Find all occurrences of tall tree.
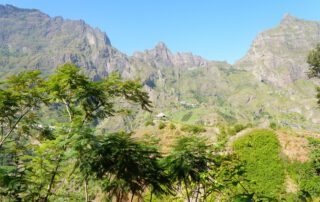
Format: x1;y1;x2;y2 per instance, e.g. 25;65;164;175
0;71;46;201
162;135;215;202
307;44;320;105
86;132;171;201
0;63;153;201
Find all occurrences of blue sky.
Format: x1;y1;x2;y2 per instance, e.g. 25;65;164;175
1;1;320;63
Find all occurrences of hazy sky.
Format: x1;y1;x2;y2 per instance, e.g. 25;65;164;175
1;0;320;63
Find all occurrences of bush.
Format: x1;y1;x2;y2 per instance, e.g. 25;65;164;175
270;122;277;130
158;122;166;129
233;124;246;133
233;129;285;198
309;137;320;174
227;128;237;136
181;124;206;134
169;123;176;130
215;124;229;147
287;161;320;197
145;119;154;126
181;112;193;122
246;123;253;128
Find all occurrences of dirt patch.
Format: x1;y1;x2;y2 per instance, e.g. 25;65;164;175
133;126;177;154
133;123;218;154
277;131;309;163
285;175;298;193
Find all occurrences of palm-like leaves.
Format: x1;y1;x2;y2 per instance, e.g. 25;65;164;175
87;132;171;200
162;135;214;202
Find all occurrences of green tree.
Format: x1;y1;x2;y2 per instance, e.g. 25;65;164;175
0;70;45;147
0;70;46;201
84;132;171;202
162;135;214;202
307;44;320;105
307;44;320;78
0;63;153;201
37;63;151;201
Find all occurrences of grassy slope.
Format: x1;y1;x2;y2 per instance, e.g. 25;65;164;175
149;64;320;132
233;129;285;198
286;135;320;199
132;120;320;200
232;128;320;200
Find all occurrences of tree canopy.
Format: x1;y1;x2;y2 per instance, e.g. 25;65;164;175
0;63;250;202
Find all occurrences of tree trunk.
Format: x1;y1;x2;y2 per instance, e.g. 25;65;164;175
84;179;89;202
149;191;153;202
195;184;200;202
183;178;191;202
116;191;120;202
203;185;206;201
43;156;62;202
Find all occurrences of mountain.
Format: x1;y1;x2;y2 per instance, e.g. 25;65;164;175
1;5;320;131
133;42;209;68
236;14;320;87
0;4;131;79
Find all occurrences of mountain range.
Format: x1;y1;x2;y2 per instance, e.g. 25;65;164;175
1;4;320;131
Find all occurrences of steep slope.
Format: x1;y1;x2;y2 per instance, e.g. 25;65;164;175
133;42;209;68
232;129;320;199
129;42;231;107
230;14;320;130
236;14;320;87
0;4;130;79
1;5;320;131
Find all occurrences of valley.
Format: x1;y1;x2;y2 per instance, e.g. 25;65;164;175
1;4;320;201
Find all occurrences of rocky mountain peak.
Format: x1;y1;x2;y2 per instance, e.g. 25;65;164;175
0;4;25;11
0;4;45;18
0;4;111;47
133;42;209;68
150;41;173;62
0;4;128;79
236;15;320;87
280;13;299;26
0;4;19;12
155;41;169;51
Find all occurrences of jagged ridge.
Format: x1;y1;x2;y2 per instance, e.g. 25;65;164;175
1;5;320;131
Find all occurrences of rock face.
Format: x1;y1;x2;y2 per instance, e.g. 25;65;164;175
0;4;130;79
1;5;320;130
236;14;320;87
0;5;210;80
133;42;208;68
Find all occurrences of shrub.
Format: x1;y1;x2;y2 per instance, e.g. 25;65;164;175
158;122;166;129
227;128;237;136
309;137;320;175
169;123;176;130
145;119;154;126
270;122;277;130
181;112;193;122
233;124;246;133
246;123;253;128
287;161;320;197
181;124;206;134
233;129;285;198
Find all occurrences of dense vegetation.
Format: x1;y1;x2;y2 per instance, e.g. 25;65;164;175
284;137;320;201
0;63;255;202
1;43;320;201
3;5;320;132
0;63;156;201
0;66;319;201
233;129;285;199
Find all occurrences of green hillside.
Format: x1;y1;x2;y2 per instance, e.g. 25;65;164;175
2;4;320;202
